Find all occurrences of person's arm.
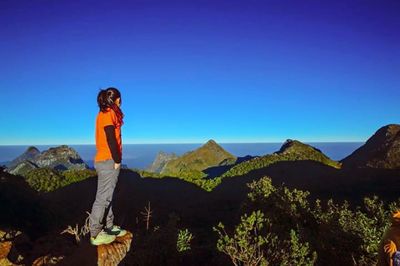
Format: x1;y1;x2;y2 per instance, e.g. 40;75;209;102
104;125;121;164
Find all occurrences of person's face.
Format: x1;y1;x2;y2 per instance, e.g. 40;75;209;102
115;97;121;107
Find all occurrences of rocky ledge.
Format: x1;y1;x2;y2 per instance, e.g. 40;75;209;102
0;229;133;266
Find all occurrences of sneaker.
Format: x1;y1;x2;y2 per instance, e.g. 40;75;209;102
104;225;127;237
90;230;116;246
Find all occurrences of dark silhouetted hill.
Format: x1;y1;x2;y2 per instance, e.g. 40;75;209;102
341;124;400;169
0;168;55;238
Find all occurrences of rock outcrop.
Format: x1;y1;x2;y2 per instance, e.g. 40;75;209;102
147;151;179;173
34;145;88;170
341;124;400;169
97;231;133;266
0;227;133;266
6;145;89;176
32;255;64;266
0;229;24;266
0;240;14;266
55;231;133;265
6;160;38;177
6;146;40;169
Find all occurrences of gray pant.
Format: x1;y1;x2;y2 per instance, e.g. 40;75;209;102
89;159;120;238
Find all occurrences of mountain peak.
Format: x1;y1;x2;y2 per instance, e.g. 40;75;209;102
146;151;178;173
274;139;340;168
160;139;236;177
374;124;400;140
5;146;41;170
205;139;217;145
201;139;224;149
6;145;88;175
197;140;233;157
26;146;40;154
341;124;400;169
277;139;322;155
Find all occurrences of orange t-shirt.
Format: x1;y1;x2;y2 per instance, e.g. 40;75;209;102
94;107;122;162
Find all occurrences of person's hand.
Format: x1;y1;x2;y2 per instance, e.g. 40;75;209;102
114;163;121;170
384;240;397;259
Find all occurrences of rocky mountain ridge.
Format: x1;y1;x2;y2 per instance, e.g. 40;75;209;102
6;145;89;176
341;124;400;169
146;151;179;173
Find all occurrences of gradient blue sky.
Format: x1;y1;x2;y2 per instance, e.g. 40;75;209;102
0;0;399;145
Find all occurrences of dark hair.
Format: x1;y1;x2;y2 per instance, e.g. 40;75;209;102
97;87;124;127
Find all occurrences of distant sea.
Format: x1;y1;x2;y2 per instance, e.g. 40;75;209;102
0;142;364;170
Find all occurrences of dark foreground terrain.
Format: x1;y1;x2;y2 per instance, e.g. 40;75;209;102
2;160;400;265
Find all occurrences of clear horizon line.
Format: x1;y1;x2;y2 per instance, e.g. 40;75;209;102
0;140;366;146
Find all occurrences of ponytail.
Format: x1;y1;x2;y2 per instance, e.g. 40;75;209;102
97;87;124;127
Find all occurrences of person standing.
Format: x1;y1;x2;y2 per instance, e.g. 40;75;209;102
89;87;127;245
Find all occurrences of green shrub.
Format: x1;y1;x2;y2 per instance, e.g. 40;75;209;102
177;229;194;252
247;176;276;201
243;176;399;265
25;168;64;192
134;169;164;178
24;168;95;193
137;169;222;192
213;210;316;266
61;169;96;186
281;230;317;266
221;152;339;179
311;196;397;265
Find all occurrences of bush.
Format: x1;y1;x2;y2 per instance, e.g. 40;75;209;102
177;229;194;252
24;168;95;193
213;210;316;266
25;168;64;192
221;152;339;179
311;196;398;265
138;169;222;192
242;176;399;265
61;169;96;186
281;229;317;266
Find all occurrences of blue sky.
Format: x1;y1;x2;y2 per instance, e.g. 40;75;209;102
0;0;399;145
